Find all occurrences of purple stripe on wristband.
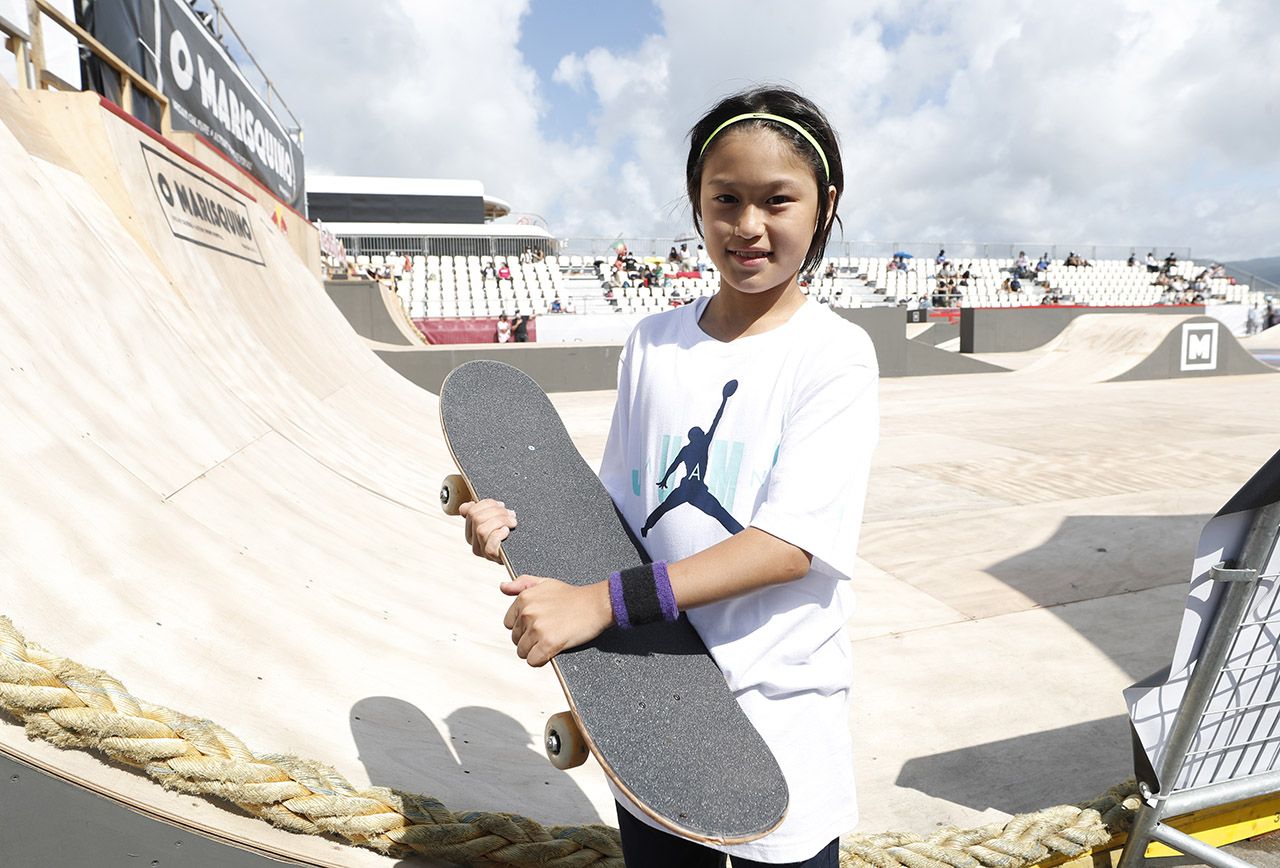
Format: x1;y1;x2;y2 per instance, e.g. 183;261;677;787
609;570;631;629
651;561;678;622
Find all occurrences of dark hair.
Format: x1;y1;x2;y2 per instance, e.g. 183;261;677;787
686;86;843;276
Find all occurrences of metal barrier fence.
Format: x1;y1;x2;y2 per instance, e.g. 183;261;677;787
1120;498;1280;867
555;237;1197;264
338;234;558;260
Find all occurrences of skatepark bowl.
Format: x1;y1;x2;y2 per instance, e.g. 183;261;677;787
4;80;1280;868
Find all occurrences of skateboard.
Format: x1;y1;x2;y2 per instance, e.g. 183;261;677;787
438;360;788;845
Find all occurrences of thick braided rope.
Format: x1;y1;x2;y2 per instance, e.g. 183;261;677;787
0;615;621;866
838;779;1142;868
0;615;1138;867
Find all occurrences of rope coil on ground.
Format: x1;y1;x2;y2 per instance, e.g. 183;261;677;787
0;615;1139;867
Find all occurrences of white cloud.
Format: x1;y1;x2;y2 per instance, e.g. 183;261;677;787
222;0;1280;259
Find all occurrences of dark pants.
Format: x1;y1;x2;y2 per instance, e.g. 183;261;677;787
615;803;840;867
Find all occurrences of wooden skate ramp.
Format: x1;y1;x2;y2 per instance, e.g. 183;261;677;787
0;81;609;865
1015;313;1275;383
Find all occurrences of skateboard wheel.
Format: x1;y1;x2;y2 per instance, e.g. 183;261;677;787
440;474;472;516
544;711;589;770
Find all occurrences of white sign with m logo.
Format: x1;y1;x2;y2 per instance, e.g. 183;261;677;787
1180;322;1219;371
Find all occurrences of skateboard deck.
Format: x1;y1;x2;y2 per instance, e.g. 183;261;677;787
439;360;788;845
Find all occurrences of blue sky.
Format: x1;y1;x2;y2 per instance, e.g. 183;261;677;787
176;1;1280;260
518;0;661;143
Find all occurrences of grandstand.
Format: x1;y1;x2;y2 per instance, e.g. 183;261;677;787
391;249;1263;328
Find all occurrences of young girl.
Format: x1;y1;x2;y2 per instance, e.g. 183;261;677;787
460;86;878;867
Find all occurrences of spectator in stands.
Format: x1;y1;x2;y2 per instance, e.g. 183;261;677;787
935;248;946;264
482;262;497;286
1127;253;1137;268
959;264;973;286
823;261;836;280
1163;252;1178;274
496;314;511;344
1146;251;1159;273
497;262;512;284
1064;252;1092;267
513;312;533;343
1036;253;1050;274
551;297;563;313
1015;251;1030;276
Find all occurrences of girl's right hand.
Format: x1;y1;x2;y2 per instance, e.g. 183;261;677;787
458;499;517;563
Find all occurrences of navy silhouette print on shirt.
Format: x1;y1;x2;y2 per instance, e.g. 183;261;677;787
641;379;745;538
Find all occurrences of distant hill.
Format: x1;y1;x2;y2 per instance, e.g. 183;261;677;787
1223;256;1280;289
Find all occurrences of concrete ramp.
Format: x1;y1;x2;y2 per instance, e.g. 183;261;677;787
907;321;960;348
1016;313;1275;383
1242;322;1280;357
325;278;429;347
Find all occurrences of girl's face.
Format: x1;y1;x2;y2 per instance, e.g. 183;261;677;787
699;127;834;295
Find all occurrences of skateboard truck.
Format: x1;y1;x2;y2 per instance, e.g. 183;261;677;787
544;711;589;769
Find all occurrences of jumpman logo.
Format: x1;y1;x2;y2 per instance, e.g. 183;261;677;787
640;380;744;538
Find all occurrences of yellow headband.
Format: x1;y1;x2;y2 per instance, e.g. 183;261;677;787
698;112;830;181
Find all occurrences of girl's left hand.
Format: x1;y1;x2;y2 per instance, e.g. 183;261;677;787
501;576;613;667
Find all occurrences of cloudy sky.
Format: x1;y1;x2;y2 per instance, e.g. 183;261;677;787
211;1;1277;259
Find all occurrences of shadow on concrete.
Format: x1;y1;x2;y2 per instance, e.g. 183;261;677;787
351;697;601;866
985;513;1212;680
896;715;1133;814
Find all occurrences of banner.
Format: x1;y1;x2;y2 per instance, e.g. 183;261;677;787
82;0;305;212
141;142;265;265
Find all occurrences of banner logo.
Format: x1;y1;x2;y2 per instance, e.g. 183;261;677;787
142;143;265;265
83;0;305;211
1180;322;1219;371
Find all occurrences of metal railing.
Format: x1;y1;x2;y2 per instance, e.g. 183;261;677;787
191;0;303;148
556;236;1198;264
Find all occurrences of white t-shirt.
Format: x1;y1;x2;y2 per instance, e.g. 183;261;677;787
599;296;879;862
